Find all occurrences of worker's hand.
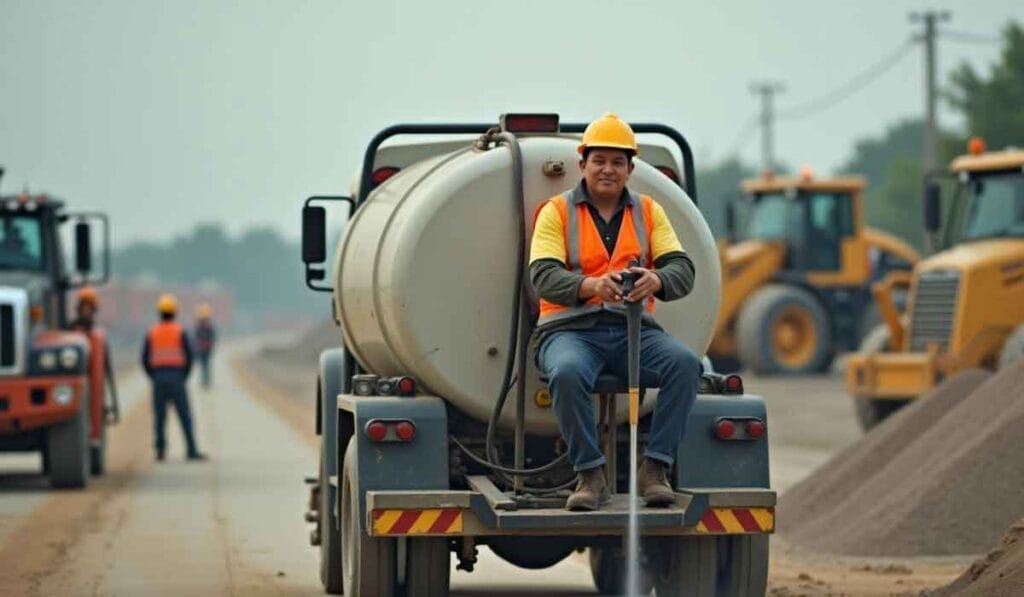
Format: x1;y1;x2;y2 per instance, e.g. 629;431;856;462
581;272;624;303
625;267;662;302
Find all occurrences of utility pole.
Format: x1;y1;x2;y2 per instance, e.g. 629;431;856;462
910;10;951;174
749;81;785;172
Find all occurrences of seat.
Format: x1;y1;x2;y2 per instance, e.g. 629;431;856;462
539;372;659;492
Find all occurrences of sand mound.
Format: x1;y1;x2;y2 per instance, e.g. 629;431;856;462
779;364;1024;556
936;519;1024;596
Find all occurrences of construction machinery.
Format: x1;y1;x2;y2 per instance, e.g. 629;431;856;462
847;140;1024;429
0;174;114;487
709;170;920;374
299;114;774;596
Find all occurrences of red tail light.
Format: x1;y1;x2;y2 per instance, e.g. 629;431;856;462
397;377;416;396
656;166;679;183
715;419;736;440
371;166;401;186
747;420;766;439
365;420;388;442
724;375;744;394
395;421;416;442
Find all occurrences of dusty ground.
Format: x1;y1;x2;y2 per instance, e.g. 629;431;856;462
0;339;969;595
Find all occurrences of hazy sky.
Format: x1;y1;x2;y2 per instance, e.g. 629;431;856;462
2;0;1022;246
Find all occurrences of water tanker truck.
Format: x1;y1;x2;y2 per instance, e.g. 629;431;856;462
299;115;775;596
0;173;115;488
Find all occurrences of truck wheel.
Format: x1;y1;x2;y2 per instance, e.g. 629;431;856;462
320;447;343;594
999;325;1024;370
341;438;395;597
736;285;833;375
403;538;450;597
47;391;90;489
652;535;768;597
90;422;106;476
588;545;653;595
851;324;908;431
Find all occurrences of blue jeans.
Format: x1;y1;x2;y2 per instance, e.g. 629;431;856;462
152;376;200;457
538;326;702;472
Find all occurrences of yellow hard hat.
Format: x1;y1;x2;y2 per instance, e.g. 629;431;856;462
577;113;638;155
77;286;99;307
156;293;178;315
196;303;212;319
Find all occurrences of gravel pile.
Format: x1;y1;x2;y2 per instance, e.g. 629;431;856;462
936;519;1024;596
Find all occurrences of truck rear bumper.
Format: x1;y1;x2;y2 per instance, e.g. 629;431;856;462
0;376;85;435
846;352;937;399
365;483;775;538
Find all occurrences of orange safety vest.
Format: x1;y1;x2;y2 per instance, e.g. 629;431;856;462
536;186;656;327
147;322;186;368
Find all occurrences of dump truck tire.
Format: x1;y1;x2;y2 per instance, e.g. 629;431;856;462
341;438;395;597
737;284;832;374
90;423;106;476
588;545;653;595
652;535;768;596
48;392;90;489
403;538;450;597
320;447;343;594
851;324;908;431
999;325;1024;370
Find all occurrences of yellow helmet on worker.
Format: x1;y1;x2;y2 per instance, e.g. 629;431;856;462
156;293;178;315
577;113;638;156
77;286;99;307
196;303;212;319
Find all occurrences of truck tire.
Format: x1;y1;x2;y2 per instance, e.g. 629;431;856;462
652;535;768;597
341;438;395;597
47;391;90;489
90;422;106;476
998;325;1024;370
736;285;833;375
402;538;450;597
320;447;343;594
588;545;653;595
851;324;908;431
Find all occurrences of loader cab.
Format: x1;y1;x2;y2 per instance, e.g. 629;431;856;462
740;175;862;276
942;169;1024;247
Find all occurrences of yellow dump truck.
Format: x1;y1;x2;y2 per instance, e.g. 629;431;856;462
709;171;920;374
847;141;1024;428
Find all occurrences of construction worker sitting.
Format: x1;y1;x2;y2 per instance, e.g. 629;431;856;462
530;113;700;511
141;293;206;461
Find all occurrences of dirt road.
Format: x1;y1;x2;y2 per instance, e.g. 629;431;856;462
0;342;967;595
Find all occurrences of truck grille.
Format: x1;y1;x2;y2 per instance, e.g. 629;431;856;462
908;270;960;351
0;304;13;367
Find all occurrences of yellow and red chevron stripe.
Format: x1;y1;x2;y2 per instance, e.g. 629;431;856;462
695;507;774;534
372;508;463;536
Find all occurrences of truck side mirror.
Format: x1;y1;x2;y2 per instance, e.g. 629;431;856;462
302;205;327;264
74;221;92;274
923;182;941;233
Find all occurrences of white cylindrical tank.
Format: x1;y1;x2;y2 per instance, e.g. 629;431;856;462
333;136;721;435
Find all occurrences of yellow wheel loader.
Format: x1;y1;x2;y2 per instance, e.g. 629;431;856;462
847;141;1024;429
709;171;920;375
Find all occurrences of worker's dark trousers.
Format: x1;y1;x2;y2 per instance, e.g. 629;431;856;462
197;353;212;388
151;376;200;457
539;326;702;472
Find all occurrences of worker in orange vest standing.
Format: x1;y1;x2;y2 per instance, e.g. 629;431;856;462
194;303;217;389
141;294;206;461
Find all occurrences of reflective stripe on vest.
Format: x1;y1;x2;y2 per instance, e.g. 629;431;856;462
537;187;656;327
148;322;186;368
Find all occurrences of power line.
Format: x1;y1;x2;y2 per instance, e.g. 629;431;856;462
776;40;915;121
721;113;759;161
942;29;1000;45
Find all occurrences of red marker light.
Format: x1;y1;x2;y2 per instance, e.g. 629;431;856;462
365;420;388;442
747;420;766;439
725;375;743;394
395;421;416;442
715;419;736;440
371;167;401;186
397;377;415;396
500;113;560;133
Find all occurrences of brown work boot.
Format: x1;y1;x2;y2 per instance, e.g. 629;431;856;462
565;467;611;511
639;459;676;507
